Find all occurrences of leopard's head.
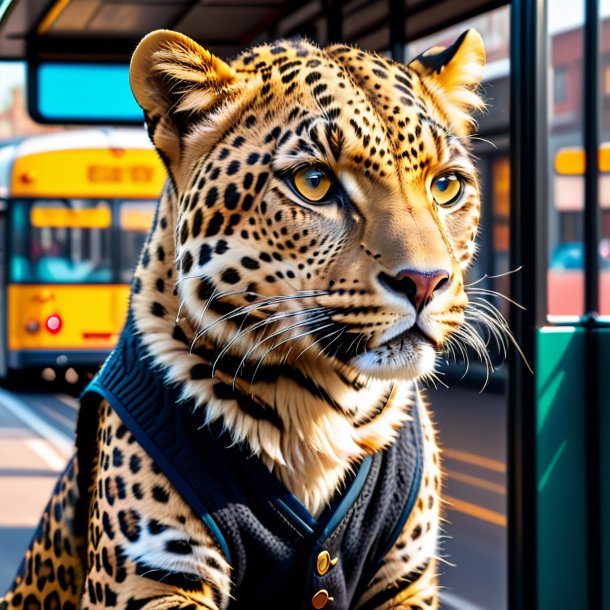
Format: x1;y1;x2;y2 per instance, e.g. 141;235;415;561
130;30;486;383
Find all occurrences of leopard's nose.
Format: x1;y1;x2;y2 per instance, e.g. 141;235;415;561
379;269;450;313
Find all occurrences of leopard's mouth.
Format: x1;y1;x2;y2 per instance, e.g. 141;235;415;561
380;325;440;350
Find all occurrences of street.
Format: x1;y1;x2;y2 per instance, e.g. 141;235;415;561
0;379;507;610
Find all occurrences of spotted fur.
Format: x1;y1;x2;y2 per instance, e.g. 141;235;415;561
2;29;486;609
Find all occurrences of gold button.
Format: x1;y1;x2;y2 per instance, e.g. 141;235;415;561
316;550;338;576
312;589;333;609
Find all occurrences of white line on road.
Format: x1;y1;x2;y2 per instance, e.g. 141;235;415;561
24;438;68;471
441;591;491;610
0;388;73;458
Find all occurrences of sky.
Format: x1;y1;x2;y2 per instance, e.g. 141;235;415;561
548;0;610;33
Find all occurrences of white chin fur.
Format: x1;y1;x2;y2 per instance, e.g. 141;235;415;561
348;342;437;381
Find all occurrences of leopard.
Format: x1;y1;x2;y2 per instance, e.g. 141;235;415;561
1;28;487;610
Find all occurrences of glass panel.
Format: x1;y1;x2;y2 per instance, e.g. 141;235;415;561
118;200;157;282
600;0;610;315
10;199;112;283
547;0;585;318
33;63;143;123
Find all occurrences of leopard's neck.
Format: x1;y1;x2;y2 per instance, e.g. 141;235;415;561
129;186;415;516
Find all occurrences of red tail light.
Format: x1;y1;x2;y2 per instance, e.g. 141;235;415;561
45;314;62;334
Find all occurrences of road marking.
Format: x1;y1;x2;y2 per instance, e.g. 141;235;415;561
444;494;506;527
445;468;506;495
441;591;491;610
0;388;73;458
54;394;79;410
24;438;67;471
443;448;506;473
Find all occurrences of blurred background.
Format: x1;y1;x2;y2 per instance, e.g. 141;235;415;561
0;1;609;609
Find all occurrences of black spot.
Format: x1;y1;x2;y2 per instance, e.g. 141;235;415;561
102;512;114;540
412;524;422;540
148;519;167;535
191;363;213;379
192;209;203;237
205;186;218;208
172;325;188;344
156;246;165;262
129;454;141;474
182;251;193;274
105;585;117;607
221;268;241;285
118;509;141;542
125;598;155;610
215;240;229;254
205;212;223;237
243;173;254;189
224;184;240;210
306;71;322;84
151;302;166;318
152;485;169;503
142;249;150;268
132;483;144;500
198;277;215;300
112;447;123;468
241;257;260;270
242;193;254;211
155;278;165;293
165;539;192;555
43;591;59;610
133;277;142;294
199;244;212;265
227;160;240;175
180;221;189;244
254;172;268;194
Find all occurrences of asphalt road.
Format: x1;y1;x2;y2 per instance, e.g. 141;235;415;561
0;379;507;609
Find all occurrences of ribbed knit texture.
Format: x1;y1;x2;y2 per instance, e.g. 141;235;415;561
81;312;423;610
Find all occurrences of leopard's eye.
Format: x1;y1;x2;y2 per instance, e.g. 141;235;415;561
291;167;332;203
431;173;463;207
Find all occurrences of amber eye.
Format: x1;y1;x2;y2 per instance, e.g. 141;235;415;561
431;173;463;207
291;167;332;203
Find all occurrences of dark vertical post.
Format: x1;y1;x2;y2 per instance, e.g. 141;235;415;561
389;0;405;63
325;0;343;44
509;0;547;609
584;0;600;317
583;1;602;608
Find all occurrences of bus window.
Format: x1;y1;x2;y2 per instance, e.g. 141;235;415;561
10;199;112;284
118;200;157;282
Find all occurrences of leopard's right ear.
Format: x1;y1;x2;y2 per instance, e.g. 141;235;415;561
130;30;240;180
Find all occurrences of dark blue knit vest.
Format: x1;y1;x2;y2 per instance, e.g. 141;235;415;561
80;314;423;610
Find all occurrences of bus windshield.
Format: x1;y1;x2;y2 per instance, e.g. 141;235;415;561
9;199;156;284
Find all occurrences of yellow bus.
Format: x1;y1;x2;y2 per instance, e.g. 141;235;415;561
0;129;165;381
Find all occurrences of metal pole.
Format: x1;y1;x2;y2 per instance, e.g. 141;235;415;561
389;0;405;63
583;1;602;607
325;0;343;45
508;0;547;609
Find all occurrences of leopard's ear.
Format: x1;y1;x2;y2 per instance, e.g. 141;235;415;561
408;29;486;135
130;30;240;181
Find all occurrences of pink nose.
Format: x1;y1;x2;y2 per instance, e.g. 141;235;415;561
394;269;450;312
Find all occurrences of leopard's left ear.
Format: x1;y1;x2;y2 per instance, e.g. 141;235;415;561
408;29;486;135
